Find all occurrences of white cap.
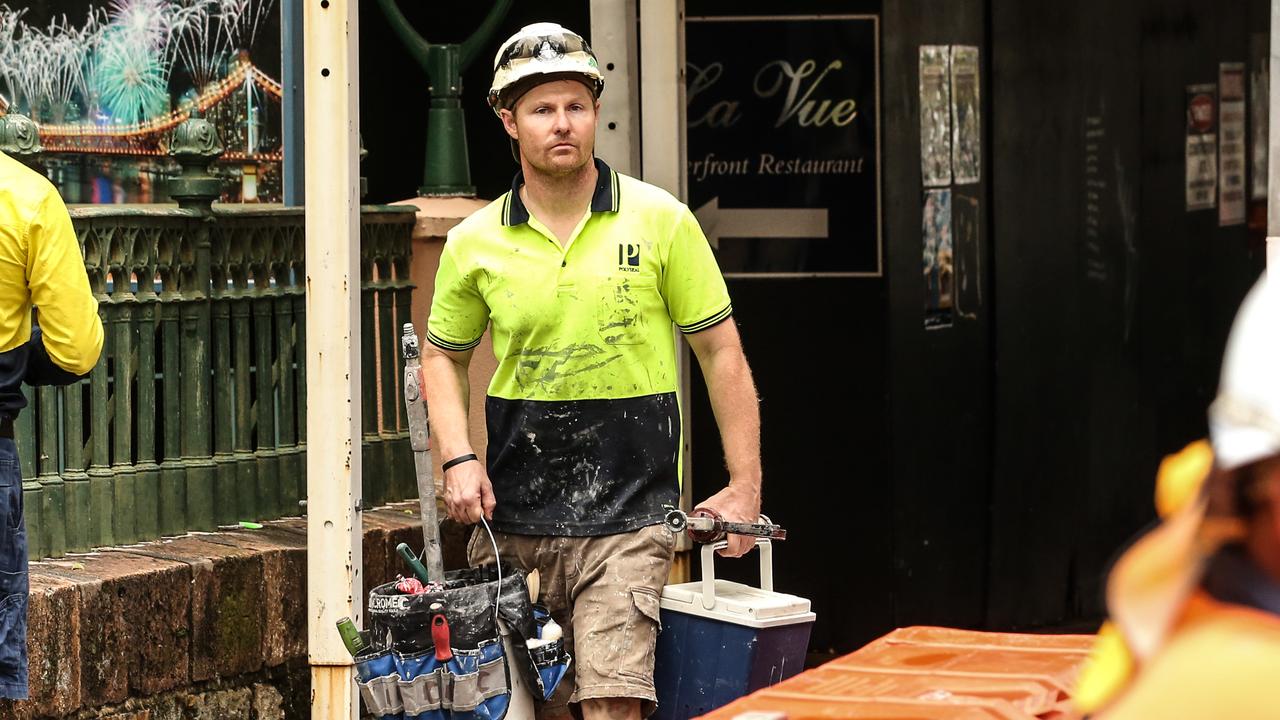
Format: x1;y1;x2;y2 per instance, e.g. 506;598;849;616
1209;275;1280;471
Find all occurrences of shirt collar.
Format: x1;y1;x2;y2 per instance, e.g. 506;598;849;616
502;156;619;227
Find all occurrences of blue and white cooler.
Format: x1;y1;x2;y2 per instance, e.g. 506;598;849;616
653;539;815;720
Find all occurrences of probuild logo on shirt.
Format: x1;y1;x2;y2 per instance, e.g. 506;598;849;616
617;242;641;272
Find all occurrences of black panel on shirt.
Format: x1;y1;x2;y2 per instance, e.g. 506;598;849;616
485;392;680;536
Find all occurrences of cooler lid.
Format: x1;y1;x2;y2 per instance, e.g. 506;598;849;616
660;579;816;629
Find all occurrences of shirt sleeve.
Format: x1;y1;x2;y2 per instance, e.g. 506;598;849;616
425;237;488;351
25;189;103;377
661;204;733;334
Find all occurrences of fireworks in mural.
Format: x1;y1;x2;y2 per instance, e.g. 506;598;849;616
0;0;282;203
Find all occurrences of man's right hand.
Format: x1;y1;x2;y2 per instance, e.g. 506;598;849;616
443;458;496;524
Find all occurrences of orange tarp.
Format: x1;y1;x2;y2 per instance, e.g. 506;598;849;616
698;626;1093;720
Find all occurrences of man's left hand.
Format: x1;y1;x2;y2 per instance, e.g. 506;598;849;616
695;482;762;558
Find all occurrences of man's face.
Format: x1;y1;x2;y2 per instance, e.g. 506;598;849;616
501;79;598;177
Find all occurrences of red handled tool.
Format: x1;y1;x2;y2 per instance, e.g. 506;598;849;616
430;602;453;663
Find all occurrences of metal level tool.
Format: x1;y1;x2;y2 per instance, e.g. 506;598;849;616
663;507;787;543
402;323;445;582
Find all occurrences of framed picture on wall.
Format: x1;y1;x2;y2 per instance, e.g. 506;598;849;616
0;0;283;203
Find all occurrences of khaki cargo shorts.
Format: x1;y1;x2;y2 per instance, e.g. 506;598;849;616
468;523;675;718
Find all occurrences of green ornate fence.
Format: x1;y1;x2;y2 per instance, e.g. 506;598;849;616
16;203;418;560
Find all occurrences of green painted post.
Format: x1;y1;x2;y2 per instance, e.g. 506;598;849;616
110;284;138;545
158;286;185;536
134;288;160;542
36;387;63;557
212;263;238;527
63;373;89;552
168;116;222;534
292;289;306;504
374;0;513;196
360;256;383;508
87;325;113;548
17;386;41;560
180;239;215;532
392;258;417;500
274;275;301;517
232;288;257;520
252;288;280;518
376;260;401;501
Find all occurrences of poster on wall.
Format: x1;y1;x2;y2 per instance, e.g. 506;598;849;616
1186;83;1218;212
923;188;953;330
950;46;981;185
1250;34;1269;202
0;0;283;204
952;191;981;320
1218;63;1246;226
685;15;881;276
919;45;952;187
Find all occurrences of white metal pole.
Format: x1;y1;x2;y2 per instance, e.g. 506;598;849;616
639;0;695;569
1268;0;1280;269
639;0;687;198
590;0;641;175
304;0;362;715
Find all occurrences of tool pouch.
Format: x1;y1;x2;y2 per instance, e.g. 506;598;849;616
357;564;572;720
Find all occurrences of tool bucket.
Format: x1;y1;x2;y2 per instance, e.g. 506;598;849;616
355;564;571;720
653;539;815;720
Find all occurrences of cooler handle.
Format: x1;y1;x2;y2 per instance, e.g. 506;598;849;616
700;532;775;611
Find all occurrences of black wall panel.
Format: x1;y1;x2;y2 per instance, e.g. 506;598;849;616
986;0;1267;629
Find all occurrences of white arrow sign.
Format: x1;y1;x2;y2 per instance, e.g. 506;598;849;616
693;196;829;248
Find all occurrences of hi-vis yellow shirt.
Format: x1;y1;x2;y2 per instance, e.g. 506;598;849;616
427;158;731;536
0;152;102;399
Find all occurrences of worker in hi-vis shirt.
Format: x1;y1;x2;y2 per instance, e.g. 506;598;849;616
0;150;103;699
421;23;763;720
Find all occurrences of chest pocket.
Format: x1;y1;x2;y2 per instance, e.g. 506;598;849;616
596;277;655;346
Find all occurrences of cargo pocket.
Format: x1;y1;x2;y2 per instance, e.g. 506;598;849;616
596;278;654;346
356;673;403;718
617;587;662;681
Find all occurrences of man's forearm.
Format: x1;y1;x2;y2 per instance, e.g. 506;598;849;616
420;349;474;460
701;345;762;491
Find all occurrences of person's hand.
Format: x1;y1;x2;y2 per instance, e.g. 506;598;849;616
444;459;496;524
695;482;761;558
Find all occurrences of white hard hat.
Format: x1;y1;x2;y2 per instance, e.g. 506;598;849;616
1209;275;1280;471
488;23;604;114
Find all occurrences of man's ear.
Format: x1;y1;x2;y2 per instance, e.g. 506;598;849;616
499;108;519;141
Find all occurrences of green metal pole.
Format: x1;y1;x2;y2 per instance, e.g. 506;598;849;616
360;257;382;507
233;289;257;520
212;264;238;526
87;320;112;548
392;260;416;500
111;287;138;545
182;224;215;532
36;387;63;557
17;386;42;560
158;285;185;536
252;286;280;519
168;116;223;533
135;290;160;542
274;276;301;516
63;371;89;552
376;260;401;501
373;0;513;196
292;288;306;506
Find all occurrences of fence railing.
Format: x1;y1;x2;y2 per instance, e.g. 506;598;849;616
17;202;418;559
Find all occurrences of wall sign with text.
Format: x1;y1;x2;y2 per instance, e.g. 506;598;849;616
686;15;882;277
